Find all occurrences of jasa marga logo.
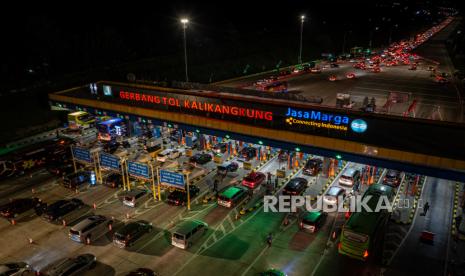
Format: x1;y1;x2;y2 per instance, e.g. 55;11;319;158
350;119;368;133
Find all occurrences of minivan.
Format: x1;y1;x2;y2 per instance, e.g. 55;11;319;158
217;186;248;208
339;168;360;187
63;171;90;189
69;215;113;245
171;220;207;249
122;189;150;208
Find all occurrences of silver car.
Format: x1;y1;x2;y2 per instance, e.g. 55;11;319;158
323;186;346;206
68;215;113;245
46;254;96;276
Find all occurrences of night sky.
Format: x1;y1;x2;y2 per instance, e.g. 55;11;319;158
1;0;456;88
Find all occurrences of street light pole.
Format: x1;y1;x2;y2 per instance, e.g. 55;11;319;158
299;15;305;64
181;18;189;82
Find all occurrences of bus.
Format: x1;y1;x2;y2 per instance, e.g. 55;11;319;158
67;111;95;130
97;118;126;141
338;184;395;261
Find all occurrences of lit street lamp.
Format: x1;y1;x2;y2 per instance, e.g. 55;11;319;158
180;18;189;82
299;15;305;64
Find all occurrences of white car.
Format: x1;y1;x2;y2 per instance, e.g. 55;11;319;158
157;149;182;162
323;186;346;206
0;262;31;276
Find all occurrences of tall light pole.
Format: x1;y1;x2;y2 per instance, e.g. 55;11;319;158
181;18;189;82
299;15;305;64
369;26;379;49
342;30;351;56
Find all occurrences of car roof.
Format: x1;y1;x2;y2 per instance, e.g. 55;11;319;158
174;220;206;235
117;221;142;235
303;211;323;222
327;186;343;195
342;168;357;176
220;186;245;198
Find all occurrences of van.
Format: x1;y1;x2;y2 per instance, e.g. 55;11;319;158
339;168;360;187
217;186;248;208
63;171;90;189
67;111;95;130
122;189;150;208
68;215;113;245
171;220;207;249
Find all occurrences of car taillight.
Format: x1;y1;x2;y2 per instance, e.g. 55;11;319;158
363;250;369;258
338;242;342;250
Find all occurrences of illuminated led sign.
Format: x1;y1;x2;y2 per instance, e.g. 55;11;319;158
119;90;273;121
285;107;367;133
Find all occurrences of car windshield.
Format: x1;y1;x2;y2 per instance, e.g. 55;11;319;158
327;187;341;196
173;233;184;240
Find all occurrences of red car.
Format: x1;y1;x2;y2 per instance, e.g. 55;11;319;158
346;73;356;79
242;171;266;189
328;75;337;81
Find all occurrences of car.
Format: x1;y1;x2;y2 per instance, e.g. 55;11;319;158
435;75;449;83
102;172;123;188
123;189;150;208
328;75;337;81
171;220;208;249
212;143;228;154
47;162;74;176
189;153;212;165
69;215;113;245
339;168;361;187
156;148;181;162
240;147;257;161
323;186;346;206
62;171;90;189
45;254;96;276
303;158;322;176
260;268;287;276
310;67;321;73
383;170;402;187
103;140;120;154
372;67;381;73
242;171;266;189
278;150;289;162
125;268;159;276
217;161;239;175
282;177;308;196
300;211;327;233
0;197;45;223
166;185;200;206
330;63;339;68
113;220;153;248
42;198;88;226
217;186;249;208
346;73;356;79
409;64;417;70
0;262;31;276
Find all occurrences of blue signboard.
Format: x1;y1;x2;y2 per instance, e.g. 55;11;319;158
100;153;120;170
72;147;92;163
160;170;185;189
127;161;150;179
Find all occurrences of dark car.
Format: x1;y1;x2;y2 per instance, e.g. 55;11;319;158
330;63;340;68
103;173;123;188
383;170;402;187
103;141;120;154
45;254;96;276
283;177;308;196
63;171;90;189
47;162;75;177
241;147;257;161
217;162;239;175
303;158;323;176
212;143;228;154
113;220;153;248
126;268;158;276
300;211;327;233
0;197;45;223
166;185;200;206
242;171;266;189
42;198;88;226
189;153;212;165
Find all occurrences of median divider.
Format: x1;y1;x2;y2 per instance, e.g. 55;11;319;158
452;182;460;236
406;175;426;224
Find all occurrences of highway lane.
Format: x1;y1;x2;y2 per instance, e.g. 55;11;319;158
385;177;455;276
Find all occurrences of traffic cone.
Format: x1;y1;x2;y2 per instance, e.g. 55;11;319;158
28;237;34;244
11;219;16;225
332;231;337;240
31;188;35;194
93;203;97;209
75;188;79;194
126;213;130;219
62;220;67;226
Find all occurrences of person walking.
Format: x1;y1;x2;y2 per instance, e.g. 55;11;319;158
266;232;273;247
423;201;430;215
